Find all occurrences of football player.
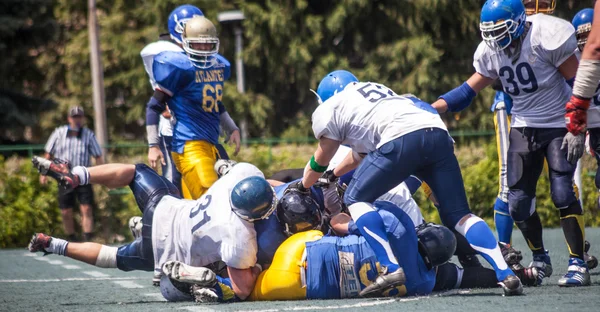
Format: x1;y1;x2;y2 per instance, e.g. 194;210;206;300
571;8;600;271
146;13;240;200
27;156;273;301
291;70;522;296
491;0;559;247
431;0;588;286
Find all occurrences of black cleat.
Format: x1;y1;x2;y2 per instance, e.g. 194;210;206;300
28;233;52;256
499;274;523;296
359;267;406;298
32;156;79;194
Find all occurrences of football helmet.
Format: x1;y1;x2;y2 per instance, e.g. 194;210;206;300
182;16;220;69
572;8;594;52
168;4;204;44
522;0;556;15
230;176;277;222
416;223;457;270
314;70;359;103
480;0;527;51
276;189;323;236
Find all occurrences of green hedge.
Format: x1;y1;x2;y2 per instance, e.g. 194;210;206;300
1;142;600;248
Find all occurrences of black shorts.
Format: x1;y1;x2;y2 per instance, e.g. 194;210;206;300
58;184;95;209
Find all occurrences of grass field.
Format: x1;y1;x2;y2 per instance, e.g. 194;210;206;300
1;228;600;312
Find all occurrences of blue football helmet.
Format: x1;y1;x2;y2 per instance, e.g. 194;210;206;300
276;189;323;236
573;8;594;52
314;70;359;103
168;4;204;44
416;223;457;270
480;0;527;51
230;176;277;222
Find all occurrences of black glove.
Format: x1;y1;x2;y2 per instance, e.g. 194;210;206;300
284;180;310;196
317;170;339;185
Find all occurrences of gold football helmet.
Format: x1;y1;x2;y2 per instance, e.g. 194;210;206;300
182;16;219;69
522;0;556;15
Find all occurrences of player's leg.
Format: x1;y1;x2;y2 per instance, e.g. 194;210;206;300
493;107;513;244
545;130;590;286
172;140;219;199
418;129;519;295
58;189;77;241
29;232;119;268
77;185;95;241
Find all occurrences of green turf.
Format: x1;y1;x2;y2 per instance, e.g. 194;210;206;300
1;228;600;312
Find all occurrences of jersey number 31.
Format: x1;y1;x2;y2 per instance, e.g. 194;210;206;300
190;194;212;233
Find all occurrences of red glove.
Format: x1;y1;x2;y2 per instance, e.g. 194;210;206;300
565;96;590;135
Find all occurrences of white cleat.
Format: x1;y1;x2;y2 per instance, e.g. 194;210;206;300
191;285;219;303
128;216;143;239
162;261;217;287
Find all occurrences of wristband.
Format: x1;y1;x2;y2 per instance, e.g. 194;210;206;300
440;82;476;112
309;155;328;173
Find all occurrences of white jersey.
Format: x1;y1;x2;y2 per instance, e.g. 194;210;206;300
473;14;576;128
325;145;424;225
312;82;447;153
141;40;182;137
152;163;263;274
574;50;600;128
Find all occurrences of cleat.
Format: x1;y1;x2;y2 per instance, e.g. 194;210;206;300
500;243;539;286
513;266;540;287
28;233;52;255
584;240;598;270
162;261;217;287
529;250;552;279
128;216;143;240
458;254;482;268
191;285;219;303
499;242;523;265
153;272;162;287
32;156;79;193
558;258;591;287
359;267;406;298
499;274;523;296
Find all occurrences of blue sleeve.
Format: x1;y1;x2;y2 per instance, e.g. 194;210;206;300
255;216;287;265
153;52;192;96
339;169;355;186
404;176;423;196
217;54;231;80
145;96;165;126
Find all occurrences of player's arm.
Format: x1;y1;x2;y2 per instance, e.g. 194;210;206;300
300;137;341;190
227;265;261;300
329;212;352;236
431;73;495;113
219;108;241;156
332;149;364;178
559;54;579;82
146;89;170;168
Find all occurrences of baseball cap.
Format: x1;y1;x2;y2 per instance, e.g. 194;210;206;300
69;106;84;117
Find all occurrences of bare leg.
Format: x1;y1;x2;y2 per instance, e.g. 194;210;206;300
80;204;94;234
87;164;136;189
65;242;104;265
61;208;75;237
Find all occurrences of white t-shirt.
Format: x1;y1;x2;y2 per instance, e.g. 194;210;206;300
141;40;182;137
312;82;447;153
473;14;576;128
152;163;263;274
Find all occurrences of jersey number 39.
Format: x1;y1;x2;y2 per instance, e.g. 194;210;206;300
499;63;538;96
190;194;212;233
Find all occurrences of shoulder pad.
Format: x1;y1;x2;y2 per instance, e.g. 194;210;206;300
530;14;576;51
311;103;336;140
215;54;231;67
154;51;193;69
140;40;182;58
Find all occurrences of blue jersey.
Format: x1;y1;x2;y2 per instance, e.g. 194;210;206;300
153;51;231;153
491;91;513;115
255;180;326;265
305;202;436;299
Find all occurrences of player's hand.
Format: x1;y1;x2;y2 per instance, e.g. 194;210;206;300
284;180;310;196
148;146;166;169
561;132;585;165
39;175;48;185
229;130;241;156
565;96;590;136
316;170;338;186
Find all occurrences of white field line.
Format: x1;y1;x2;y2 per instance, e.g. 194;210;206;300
62;264;81;270
112;280;145;289
229;298;417;312
82;271;110;278
144;293;167;302
0;276;145;283
22;253;38;257
48;260;64;265
33;257;50;262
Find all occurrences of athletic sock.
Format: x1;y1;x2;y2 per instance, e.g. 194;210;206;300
493;198;513;244
47;237;69;256
560;202;585;260
515;211;545;254
348;202;400;273
72;166;90;185
214;276;236;302
455;214;513;282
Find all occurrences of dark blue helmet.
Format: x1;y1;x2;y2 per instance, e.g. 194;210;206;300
230;176;277;222
480;0;527;51
276;189;323;236
416;223;457;270
168;4;204;44
315;70;359;103
572;8;594;52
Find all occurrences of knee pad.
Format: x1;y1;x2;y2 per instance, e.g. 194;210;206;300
95;245;118;268
550;177;577;209
507;153;524;188
509;192;535;222
160;274;193;302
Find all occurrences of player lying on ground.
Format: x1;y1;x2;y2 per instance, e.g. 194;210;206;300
28;157;275;300
291;69;522;296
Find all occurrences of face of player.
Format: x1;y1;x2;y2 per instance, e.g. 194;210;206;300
189;42;217;53
523;0;554;15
